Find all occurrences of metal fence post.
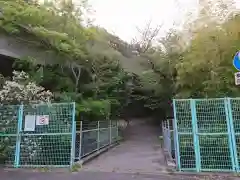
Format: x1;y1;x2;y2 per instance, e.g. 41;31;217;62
109;120;112;144
79;121;83;160
162;121;166;150
116;121;118;141
162;121;164;149
14;104;24;168
226;98;239;172
167;119;170;152
173;99;181;171
70;102;76;168
190;99;201;172
97;121;100;151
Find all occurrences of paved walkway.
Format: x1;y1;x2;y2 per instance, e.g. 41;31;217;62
83;120;168;174
2;170;235;180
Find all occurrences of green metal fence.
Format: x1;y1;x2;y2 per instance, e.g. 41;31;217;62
0;103;75;168
0;103;118;168
173;98;240;172
0;103;120;168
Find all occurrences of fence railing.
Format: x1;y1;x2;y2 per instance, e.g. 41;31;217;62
162;119;175;161
75;120;119;161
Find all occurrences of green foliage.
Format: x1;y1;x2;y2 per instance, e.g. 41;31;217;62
2;0;238;124
176;15;240;98
76;99;110;124
0;0;90;65
1;0;240;169
131;4;240;118
0;0;136;123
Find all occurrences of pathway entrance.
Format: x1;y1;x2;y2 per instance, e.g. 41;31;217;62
83;119;167;174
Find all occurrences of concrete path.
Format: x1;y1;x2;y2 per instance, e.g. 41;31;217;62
83;120;168;174
2;170;236;180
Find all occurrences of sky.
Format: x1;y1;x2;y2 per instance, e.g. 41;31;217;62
88;0;199;42
41;0;240;43
87;0;240;42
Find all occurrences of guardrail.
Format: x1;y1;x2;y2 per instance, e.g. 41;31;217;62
75;120;119;162
162;119;175;162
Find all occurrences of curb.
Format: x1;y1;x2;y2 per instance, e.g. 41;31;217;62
159;139;176;171
162;149;175;169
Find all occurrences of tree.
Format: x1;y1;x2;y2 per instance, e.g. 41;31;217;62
173;0;240;98
131;20;162;54
176;14;240;98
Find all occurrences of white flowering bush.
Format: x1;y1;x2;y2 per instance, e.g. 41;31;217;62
0;71;53;104
0;71;53;165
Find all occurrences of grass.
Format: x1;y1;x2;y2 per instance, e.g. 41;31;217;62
70;163;82;172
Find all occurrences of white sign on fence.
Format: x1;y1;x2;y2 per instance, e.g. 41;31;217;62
36;115;49;125
235;72;240;85
24;115;36;131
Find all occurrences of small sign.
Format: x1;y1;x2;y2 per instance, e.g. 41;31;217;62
233;51;240;71
36;115;49;125
24;115;36;131
235;72;240;85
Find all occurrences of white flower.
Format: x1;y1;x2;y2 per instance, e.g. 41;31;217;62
0;71;53;104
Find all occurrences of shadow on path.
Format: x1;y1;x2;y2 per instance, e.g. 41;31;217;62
83;119;167;174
